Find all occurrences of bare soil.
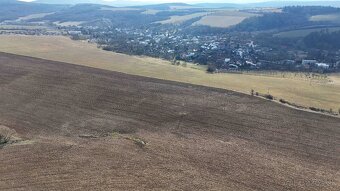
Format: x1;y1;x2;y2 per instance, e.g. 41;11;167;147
0;52;339;191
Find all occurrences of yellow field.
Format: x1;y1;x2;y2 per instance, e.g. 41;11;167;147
0;35;339;111
193;11;258;28
156;12;210;25
0;25;48;30
16;12;54;21
310;14;340;23
141;9;161;15
53;21;84;27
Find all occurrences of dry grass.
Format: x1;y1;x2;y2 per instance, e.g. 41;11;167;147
0;25;48;30
0;35;339;111
193;11;258;28
310;14;340;23
141;9;161;15
156;12;210;25
53;21;84;27
16;12;54;21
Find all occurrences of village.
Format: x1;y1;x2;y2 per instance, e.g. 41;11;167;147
1;18;340;73
75;24;340;73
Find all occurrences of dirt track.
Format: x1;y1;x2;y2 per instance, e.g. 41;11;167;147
0;52;339;191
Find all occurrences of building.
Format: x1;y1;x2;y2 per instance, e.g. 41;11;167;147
316;63;330;69
224;58;231;63
302;60;317;65
68;31;82;35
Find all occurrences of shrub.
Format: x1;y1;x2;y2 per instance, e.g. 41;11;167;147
255;92;259;96
207;64;217;73
309;107;320;112
309;107;327;113
0;126;14;146
279;99;288;104
264;94;274;100
251;89;254;96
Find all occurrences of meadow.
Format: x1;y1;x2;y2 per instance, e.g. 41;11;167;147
193;11;258;28
156;12;210;25
309;13;340;23
0;35;339;111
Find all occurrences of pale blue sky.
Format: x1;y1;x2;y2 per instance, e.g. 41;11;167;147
20;0;340;3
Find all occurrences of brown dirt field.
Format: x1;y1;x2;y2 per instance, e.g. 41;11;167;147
0;52;339;191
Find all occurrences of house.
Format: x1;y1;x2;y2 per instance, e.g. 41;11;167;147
246;61;256;67
302;60;317;65
316;63;330;69
247;41;256;48
229;64;239;69
224;58;231;63
68;31;82;35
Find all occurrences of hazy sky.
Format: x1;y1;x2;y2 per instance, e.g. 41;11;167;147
19;0;340;4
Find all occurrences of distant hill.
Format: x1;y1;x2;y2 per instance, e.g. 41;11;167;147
194;3;240;9
32;1;340;8
0;0;67;21
132;3;194;10
246;1;340;8
194;1;340;9
35;0;105;5
34;0;148;6
35;1;194;9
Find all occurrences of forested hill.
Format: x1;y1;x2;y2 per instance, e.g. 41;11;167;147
233;6;340;32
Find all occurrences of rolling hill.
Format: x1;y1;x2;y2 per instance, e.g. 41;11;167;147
0;0;67;22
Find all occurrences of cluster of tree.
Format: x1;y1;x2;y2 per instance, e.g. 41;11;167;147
283;6;340;15
304;30;340;50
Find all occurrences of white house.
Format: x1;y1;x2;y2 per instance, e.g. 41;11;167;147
316;63;330;69
229;64;239;69
224;58;231;63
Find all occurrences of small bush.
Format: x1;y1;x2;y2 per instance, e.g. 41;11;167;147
279;99;288;104
0;126;14;146
0;134;11;145
264;94;274;100
207;64;217;73
255;92;259;96
309;107;320;112
309;107;328;113
251;89;254;96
